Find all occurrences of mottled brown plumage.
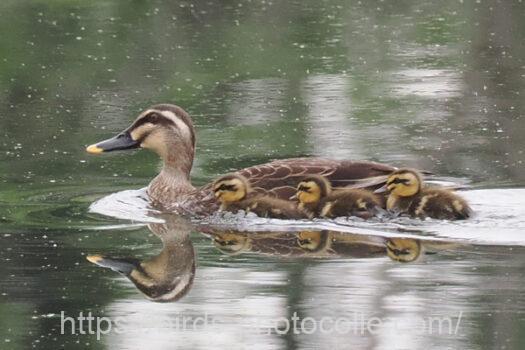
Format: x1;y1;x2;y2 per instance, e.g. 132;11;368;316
296;175;382;219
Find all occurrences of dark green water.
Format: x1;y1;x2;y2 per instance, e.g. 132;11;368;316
1;0;525;349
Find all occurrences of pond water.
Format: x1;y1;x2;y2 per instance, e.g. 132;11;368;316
1;0;524;349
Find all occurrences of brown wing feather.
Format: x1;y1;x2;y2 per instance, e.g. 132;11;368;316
192;158;396;214
236;158;395;200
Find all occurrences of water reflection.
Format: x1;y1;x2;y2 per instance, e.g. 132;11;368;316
88;215;463;302
206;229;462;263
1;0;524;348
83;216;525;349
88;215;195;302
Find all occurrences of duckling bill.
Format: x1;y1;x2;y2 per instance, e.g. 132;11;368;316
295;175;382;219
213;174;308;219
376;168;472;220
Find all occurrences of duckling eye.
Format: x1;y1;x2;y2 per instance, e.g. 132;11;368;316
390;178;410;185
298;185;310;192
217;184;237;191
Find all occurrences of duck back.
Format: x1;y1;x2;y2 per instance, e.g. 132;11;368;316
319;189;382;219
224;195;307;220
407;189;471;220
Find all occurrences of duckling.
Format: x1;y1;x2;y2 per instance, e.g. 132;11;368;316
295;175;382;219
376;168;472;220
212;232;252;255
385;238;421;263
213;174;308;219
296;231;330;252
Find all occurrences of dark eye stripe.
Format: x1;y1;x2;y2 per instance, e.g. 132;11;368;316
133;112;176;129
388;178;410;185
151;104;196;148
298;185;310;192
214;184;237;192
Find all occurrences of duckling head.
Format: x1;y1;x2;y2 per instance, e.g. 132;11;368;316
86;104;196;173
296;231;329;252
213;174;250;204
212;232;252;255
295;176;331;205
385;238;421;263
381;168;422;197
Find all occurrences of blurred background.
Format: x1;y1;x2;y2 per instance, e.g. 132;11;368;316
0;0;524;349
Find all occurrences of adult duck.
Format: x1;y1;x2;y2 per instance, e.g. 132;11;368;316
86;104;396;215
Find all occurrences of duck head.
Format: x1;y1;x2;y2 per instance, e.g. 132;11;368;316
375;168;422;197
213;174;250;204
294;175;331;205
86;215;196;302
86;104;196;176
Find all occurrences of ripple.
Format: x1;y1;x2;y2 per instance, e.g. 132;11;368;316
89;187;525;246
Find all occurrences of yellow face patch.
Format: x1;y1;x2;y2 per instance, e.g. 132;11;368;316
296;181;322;204
386;172;420;197
213;233;250;253
386;238;421;263
213;178;247;203
297;231;322;251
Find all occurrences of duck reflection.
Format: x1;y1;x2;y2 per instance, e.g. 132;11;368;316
206;229;453;262
87;214;459;302
87;215;195;302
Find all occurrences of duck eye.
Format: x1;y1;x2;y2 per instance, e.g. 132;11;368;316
218;184;237;191
146;113;160;123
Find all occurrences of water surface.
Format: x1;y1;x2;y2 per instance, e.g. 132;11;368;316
1;0;524;349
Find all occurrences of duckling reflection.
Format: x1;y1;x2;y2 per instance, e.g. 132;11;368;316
87;215;195;302
211;231;253;255
206;229;459;262
298;231;390;258
296;231;331;253
385;238;422;263
209;230;387;258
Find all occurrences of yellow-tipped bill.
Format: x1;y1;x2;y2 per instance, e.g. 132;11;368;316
86;144;104;154
86;255;104;264
85;131;140;154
